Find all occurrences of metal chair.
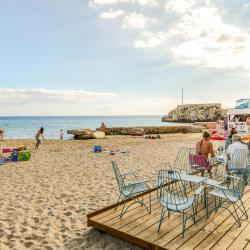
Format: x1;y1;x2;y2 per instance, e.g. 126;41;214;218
111;161;151;218
167;147;196;174
157;169;197;237
207;175;248;226
227;149;250;181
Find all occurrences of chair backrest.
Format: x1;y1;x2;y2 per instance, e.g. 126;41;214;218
188;153;210;170
157;169;189;209
174;147;196;173
231;149;249;169
228;175;248;199
111;161;125;192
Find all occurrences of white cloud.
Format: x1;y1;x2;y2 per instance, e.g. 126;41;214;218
89;0;131;7
90;1;250;70
170;7;250;69
136;0;159;7
0;89;118;115
99;9;125;19
0;89;116;101
134;31;166;48
122;12;156;29
0;89;177;115
165;0;195;14
89;0;159;7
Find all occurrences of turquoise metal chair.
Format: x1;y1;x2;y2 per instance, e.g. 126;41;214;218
111;161;151;218
157;169;197;237
227;149;250;181
207;174;248;226
167;147;196;174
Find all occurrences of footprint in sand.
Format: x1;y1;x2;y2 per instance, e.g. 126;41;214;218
64;212;72;217
24;241;33;248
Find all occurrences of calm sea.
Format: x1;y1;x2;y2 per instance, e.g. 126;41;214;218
0;116;177;139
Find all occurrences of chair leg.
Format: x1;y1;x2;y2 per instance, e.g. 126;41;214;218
148;191;151;214
206;195;210;218
182;211;188;238
158;207;166;233
192;204;196;224
240;199;248;219
114;194;121;210
120;198;128;218
215;197;221;213
233;203;241;227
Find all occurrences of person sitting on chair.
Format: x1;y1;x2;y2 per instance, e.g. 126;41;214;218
226;135;249;177
196;131;215;159
100;122;107;129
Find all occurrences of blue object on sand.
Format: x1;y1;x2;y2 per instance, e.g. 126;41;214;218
94;145;102;153
11;152;18;161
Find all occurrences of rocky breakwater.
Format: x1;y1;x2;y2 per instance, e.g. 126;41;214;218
162;103;227;123
97;125;202;135
68;126;203;139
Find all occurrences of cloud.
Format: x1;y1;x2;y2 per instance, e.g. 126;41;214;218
89;0;131;7
165;0;195;14
169;7;250;69
122;12;156;29
0;89;116;102
89;0;250;70
89;0;159;7
99;9;125;18
0;88;178;115
0;89;118;115
135;0;159;7
134;31;167;48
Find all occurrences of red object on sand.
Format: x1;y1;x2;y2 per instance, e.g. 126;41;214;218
2;148;19;153
210;129;228;141
210;135;224;140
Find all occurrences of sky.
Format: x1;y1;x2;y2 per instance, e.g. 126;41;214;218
0;0;250;115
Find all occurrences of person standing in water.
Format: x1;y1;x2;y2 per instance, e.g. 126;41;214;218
60;129;64;140
35;127;44;149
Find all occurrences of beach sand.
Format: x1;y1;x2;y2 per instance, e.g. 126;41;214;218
0;133;209;249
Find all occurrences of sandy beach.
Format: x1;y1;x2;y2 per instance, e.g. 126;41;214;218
0;133;207;249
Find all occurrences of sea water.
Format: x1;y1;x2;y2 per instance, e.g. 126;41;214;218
0;116;177;139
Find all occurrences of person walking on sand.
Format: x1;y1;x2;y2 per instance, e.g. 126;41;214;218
35;127;44;149
60;129;64;140
0;128;4;140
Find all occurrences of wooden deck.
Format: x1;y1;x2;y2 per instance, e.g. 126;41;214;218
87;186;250;250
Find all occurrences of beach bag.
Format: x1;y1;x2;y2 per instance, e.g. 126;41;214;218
94;145;102;153
18;150;31;161
11;152;18;161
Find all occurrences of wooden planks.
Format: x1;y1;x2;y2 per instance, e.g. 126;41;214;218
87;186;250;250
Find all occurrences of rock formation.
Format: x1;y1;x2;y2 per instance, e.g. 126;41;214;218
67;126;203;139
162;103;227;123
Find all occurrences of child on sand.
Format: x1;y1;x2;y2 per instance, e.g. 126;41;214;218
0;128;4;140
35;127;44;149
